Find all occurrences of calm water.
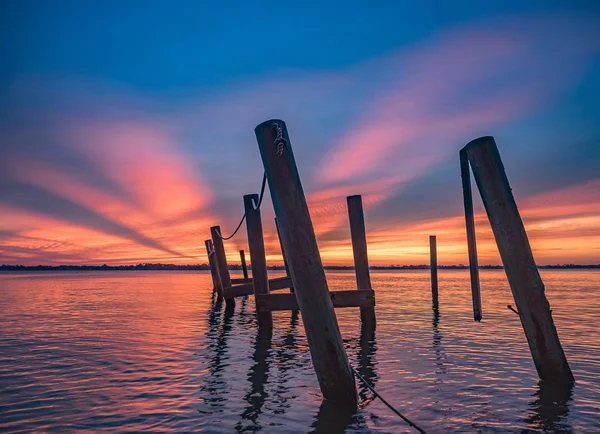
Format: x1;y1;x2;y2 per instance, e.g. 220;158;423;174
0;270;599;433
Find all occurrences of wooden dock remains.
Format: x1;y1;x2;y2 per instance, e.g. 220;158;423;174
211;225;234;308
462;136;573;384
255;119;357;408
429;235;438;304
239;249;248;279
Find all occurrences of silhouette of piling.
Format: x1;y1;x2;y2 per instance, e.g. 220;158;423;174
244;194;272;328
347;195;376;326
460;149;482;321
430;235;438;304
240;249;249;279
205;239;222;296
255;119;357;409
463;136;573;383
211;225;234;309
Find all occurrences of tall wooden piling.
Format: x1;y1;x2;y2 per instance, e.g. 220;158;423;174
211;225;234;308
244;194;272;328
255;119;357;408
463;136;573;383
430;235;438;303
205;239;221;294
275;217;294;293
347;195;375;325
460;149;483;321
240;249;249;279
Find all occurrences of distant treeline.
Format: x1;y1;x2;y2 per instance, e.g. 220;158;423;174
1;263;599;271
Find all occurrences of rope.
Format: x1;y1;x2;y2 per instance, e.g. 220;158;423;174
215;172;267;240
351;366;428;434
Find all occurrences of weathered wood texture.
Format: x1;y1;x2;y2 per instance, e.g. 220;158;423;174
223;277;294;298
460;149;483;321
205;239;221;295
347;195;376;325
255;119;357;407
211;225;234;307
231;277;252;285
464;136;573;383
244;194;272;327
430;235;438;302
257;290;376;312
240;249;249;279
275;217;294;293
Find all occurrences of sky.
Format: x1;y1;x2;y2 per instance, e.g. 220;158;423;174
1;0;599;266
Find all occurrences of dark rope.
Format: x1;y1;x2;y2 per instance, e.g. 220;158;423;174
351;366;428;434
215;172;267;240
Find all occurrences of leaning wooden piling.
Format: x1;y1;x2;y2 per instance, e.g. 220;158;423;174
460;149;482;321
239;249;249;279
347;195;375;326
463;136;573;383
255;119;357;408
205;239;221;294
430;235;438;303
275;217;294;293
244;193;272;328
211;225;234;308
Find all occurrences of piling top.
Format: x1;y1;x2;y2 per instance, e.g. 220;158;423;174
462;136;495;152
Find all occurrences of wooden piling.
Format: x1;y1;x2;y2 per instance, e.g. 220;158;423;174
244;194;272;327
275;217;294;292
347;195;375;325
460;149;483;321
463;136;573;383
211;225;234;308
204;239;220;294
430;235;438;303
240;249;249;279
255;119;357;408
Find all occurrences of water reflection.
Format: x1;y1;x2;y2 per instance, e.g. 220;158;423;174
311;399;356;434
236;323;272;432
523;381;573;433
432;303;446;376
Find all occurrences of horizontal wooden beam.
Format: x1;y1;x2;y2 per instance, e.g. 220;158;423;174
256;290;375;312
269;276;292;290
231;277;252;285
223;276;295;299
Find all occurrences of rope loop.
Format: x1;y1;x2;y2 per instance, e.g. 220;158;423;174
271;122;287;156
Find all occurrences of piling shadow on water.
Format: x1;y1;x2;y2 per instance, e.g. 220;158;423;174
522;380;574;433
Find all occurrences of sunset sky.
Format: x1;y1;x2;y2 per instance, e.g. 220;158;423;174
1;1;599;266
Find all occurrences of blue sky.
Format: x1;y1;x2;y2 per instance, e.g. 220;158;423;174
1;1;599;265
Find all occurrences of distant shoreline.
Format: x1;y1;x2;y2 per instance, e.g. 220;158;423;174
1;264;599;271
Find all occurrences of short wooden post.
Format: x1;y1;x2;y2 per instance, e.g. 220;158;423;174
240;249;249;279
347;195;375;325
430;235;438;303
204;239;221;294
460;149;482;321
211;225;234;309
244;194;272;328
255;119;357;408
463;136;573;383
275;217;294;293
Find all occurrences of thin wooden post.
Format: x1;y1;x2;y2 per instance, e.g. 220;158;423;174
346;195;375;325
460;149;483;321
275;217;294;293
240;249;249;279
463;136;573;383
430;235;438;303
204;239;221;294
244;194;272;328
255;119;357;408
211;225;234;309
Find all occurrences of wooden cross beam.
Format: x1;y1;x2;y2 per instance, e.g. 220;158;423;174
256;290;375;312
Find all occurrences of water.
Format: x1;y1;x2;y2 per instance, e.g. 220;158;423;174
0;270;599;433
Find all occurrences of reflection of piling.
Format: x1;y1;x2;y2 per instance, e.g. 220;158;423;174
524;381;573;432
347;195;376;326
255;119;357;409
244;193;272;328
211;225;234;309
460;149;482;321
463;136;573;383
240;249;249;279
358;318;377;404
429;235;438;304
